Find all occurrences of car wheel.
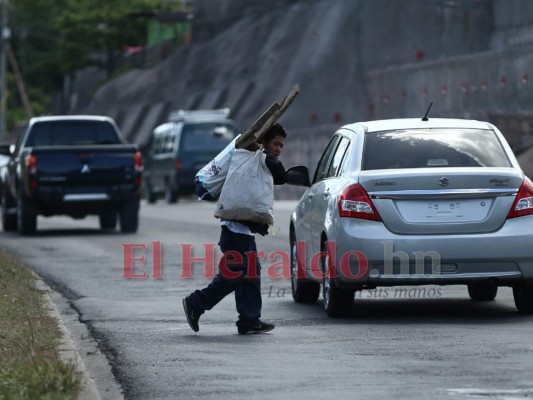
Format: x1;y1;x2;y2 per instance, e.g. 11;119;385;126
467;283;498;301
290;235;319;304
144;183;157;204
321;239;353;317
99;211;117;231
2;188;17;231
17;191;37;235
165;184;178;204
119;198;139;233
513;284;533;314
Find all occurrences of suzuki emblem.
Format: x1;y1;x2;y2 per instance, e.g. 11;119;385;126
81;164;91;174
438;177;449;187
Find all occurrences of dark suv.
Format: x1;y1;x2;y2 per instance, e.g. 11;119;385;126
143;109;238;203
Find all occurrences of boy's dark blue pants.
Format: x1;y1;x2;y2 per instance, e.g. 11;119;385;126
186;226;261;330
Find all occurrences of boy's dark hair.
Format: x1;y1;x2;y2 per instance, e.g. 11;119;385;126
262;123;287;143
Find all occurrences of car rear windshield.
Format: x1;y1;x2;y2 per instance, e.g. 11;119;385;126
181;123;237;152
362;129;511;170
27;121;122;146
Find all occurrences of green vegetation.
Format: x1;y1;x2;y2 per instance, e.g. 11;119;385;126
7;0;185;133
0;248;80;400
55;0;176;76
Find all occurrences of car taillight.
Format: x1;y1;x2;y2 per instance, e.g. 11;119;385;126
133;151;143;172
338;183;381;221
26;154;37;174
175;158;183;171
507;178;533;219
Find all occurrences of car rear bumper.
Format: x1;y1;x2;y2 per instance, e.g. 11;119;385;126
30;184;140;215
330;215;533;287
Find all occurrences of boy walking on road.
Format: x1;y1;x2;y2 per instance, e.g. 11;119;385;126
182;123;288;334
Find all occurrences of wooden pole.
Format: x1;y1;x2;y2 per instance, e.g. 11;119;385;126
6;42;33;117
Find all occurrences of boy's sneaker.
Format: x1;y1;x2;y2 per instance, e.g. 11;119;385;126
238;320;275;335
182;298;200;332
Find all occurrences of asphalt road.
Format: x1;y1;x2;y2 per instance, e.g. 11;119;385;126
2;198;533;400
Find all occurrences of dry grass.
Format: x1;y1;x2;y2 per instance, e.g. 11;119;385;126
0;248;80;400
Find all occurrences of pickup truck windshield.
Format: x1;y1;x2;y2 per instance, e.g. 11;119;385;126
26;121;122;146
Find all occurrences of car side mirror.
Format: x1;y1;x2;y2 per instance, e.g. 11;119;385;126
286;165;311;187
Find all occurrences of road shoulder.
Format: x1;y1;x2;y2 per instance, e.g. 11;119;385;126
36;276;124;400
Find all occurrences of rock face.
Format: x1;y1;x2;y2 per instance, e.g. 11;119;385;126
77;0;533;188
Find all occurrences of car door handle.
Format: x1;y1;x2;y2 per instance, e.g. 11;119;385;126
307;193;315;200
323;191;330;199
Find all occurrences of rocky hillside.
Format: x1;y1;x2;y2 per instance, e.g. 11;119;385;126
76;0;533;188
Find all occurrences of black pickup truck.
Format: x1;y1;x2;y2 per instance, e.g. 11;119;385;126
0;116;143;235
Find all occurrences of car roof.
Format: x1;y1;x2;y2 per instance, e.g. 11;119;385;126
341;118;493;133
29;115;115;124
168;108;231;123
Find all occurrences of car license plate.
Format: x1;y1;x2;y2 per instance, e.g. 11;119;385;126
395;199;493;223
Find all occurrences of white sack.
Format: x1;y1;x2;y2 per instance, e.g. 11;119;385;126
195;136;239;200
214;149;274;224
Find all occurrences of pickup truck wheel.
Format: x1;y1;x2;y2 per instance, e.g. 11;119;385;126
120;198;139;233
290;236;319;304
17;194;37;235
321;239;354;317
2;189;17;231
99;212;117;230
513;284;533;314
467;283;498;301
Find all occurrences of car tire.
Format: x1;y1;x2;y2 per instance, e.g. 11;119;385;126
467;283;498;302
321;239;353;317
290;235;320;304
17;191;37;235
99;211;117;231
119;198;139;233
145;185;157;204
165;183;178;204
2;187;17;231
513;284;533;314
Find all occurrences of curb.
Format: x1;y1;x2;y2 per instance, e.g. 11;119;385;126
35;276;123;400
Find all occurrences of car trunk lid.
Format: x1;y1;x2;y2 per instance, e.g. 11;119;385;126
360;168;523;234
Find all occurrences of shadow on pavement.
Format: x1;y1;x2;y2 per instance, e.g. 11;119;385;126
282;297;528;325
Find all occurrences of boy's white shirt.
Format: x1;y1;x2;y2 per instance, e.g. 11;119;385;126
220;220;254;236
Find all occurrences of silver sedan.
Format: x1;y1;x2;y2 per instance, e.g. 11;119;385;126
287;118;533;316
